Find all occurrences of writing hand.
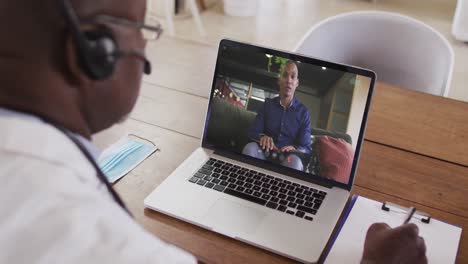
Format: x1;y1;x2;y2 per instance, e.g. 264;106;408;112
361;223;427;264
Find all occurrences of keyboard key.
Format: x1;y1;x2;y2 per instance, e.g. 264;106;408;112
297;205;317;215
262;183;271;189
295;187;304;193
304;190;312;196
261;178;270;183
269;191;278;197
292;183;300;187
261;194;271;200
283;180;291;184
202;165;214;171
288;202;297;209
286;196;296;202
212;178;220;184
287;191;296;196
271;181;279;186
271;197;279;203
213;168;222;173
228;183;236;189
236;186;245;192
253;186;261;191
198;169;212;175
203;176;213;181
246;178;254;183
266;202;278;209
189;177;198;183
245;189;253;195
212;173;220;178
296;193;305;199
279;188;288;194
271;186;279;191
286;210;294;215
220;175;228;181
319;191;327;195
277;205;287;212
286;185;295;190
254;180;262;186
253;191;262;197
228;178;236;183
244;183;253;189
213;185;225;192
220;181;228;186
295;211;305;218
304;202;313;208
236;180;244;186
279;200;288;205
224;188;267;206
304;216;313;221
278;193;287;199
296;199;305;205
261;188;269;194
313;203;321;210
313;193;325;200
197;179;207;186
278;183;286;188
266;175;274;179
205;182;215;188
258;173;266;177
194;173;204;178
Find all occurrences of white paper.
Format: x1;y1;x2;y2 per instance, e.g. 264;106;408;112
325;196;462;264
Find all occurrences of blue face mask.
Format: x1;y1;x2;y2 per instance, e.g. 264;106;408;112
97;136;158;183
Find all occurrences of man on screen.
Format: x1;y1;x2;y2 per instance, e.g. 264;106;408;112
242;60;311;171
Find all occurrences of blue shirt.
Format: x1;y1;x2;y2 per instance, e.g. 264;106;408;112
247;97;311;153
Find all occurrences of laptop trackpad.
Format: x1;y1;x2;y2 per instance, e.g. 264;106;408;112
202;198;266;236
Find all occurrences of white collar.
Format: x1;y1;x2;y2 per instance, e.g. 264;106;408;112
0;107;101;160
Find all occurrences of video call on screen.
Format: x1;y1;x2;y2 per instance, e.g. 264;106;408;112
205;44;372;185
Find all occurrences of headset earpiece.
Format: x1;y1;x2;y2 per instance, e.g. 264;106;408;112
81;29;118;80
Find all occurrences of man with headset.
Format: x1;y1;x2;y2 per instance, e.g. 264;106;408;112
0;0;427;263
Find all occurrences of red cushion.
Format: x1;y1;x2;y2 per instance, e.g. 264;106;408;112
316;136;354;184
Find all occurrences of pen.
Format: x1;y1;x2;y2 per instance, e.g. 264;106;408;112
403;207;416;224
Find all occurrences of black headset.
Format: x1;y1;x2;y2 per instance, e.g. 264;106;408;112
58;0;151;80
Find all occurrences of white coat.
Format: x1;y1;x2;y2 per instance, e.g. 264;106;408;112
0;113;196;264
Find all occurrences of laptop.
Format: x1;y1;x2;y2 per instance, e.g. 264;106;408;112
144;39;376;263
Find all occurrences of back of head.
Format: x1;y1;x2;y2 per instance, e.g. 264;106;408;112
0;0;148;138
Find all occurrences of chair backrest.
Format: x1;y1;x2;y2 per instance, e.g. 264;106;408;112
294;11;454;97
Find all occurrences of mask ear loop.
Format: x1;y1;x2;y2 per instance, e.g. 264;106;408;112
128;134;159;150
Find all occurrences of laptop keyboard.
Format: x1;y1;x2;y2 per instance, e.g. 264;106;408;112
188;158;327;222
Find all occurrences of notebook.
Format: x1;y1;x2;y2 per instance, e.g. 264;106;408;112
324;195;462;263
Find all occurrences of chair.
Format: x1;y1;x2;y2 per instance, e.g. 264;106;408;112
147;0;206;37
294;11;454;97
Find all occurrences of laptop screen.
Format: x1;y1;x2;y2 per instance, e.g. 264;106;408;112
203;40;375;190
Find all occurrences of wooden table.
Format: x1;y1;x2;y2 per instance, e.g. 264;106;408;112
112;82;468;263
